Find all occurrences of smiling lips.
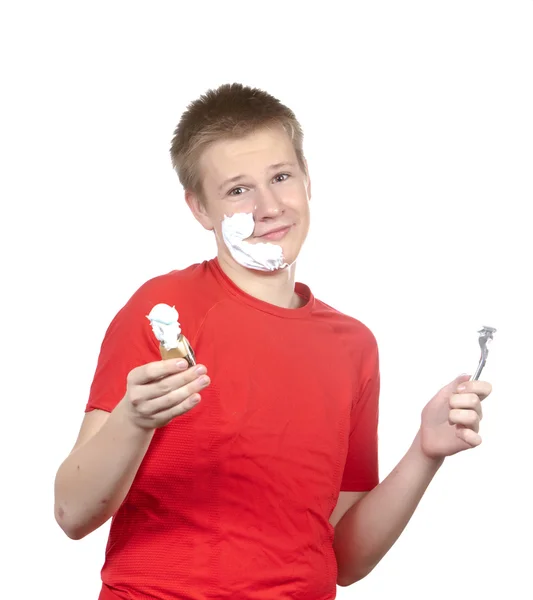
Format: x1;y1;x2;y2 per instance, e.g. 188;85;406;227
254;225;292;241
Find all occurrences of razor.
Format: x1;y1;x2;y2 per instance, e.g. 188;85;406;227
471;326;497;381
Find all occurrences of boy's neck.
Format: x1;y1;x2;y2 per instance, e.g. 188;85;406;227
217;254;302;309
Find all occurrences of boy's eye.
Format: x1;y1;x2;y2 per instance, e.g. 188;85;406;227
228;173;290;196
274;173;290;183
229;187;246;196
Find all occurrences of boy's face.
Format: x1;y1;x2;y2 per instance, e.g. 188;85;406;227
187;125;311;270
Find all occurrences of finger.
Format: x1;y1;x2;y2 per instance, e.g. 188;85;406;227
128;364;207;407
449;393;483;418
448;408;480;432
128;358;189;386
455;425;482;448
148;373;211;414
142;365;207;400
443;374;472;395
158;393;202;421
455;380;492;400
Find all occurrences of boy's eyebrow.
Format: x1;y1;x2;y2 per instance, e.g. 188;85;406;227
218;162;297;192
268;161;297;170
218;174;246;192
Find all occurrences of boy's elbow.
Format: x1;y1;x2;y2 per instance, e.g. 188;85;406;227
54;505;87;540
337;573;358;587
336;571;368;587
336;561;376;586
62;526;86;541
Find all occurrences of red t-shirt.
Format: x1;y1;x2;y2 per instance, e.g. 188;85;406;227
87;258;380;600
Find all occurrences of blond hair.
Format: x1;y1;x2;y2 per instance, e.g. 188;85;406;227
170;83;306;199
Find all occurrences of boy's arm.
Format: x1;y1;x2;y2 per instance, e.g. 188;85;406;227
54;359;208;540
334;375;491;586
334;433;441;585
54;404;154;540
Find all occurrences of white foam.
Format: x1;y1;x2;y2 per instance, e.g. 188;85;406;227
221;212;288;272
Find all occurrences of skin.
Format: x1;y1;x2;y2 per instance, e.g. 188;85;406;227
54;124;493;588
186;125;312;309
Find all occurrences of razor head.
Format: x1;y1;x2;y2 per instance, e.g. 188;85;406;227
478;325;497;336
478;326;497;353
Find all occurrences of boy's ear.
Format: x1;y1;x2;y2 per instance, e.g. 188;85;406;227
185;190;214;231
304;159;312;200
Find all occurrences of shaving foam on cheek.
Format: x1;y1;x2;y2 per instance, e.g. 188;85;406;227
221;212;289;272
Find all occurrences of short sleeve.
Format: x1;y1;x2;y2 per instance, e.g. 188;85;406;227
340;336;380;492
85;285;161;413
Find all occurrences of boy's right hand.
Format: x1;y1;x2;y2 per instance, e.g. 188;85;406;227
121;359;210;430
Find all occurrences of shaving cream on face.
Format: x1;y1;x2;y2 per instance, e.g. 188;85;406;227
221;212;289;272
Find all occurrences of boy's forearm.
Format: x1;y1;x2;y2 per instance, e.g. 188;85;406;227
54;402;155;540
334;431;443;585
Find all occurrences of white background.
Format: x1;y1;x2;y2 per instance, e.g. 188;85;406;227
1;1;532;598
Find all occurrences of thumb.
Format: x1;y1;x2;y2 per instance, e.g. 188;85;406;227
441;373;471;395
453;373;472;391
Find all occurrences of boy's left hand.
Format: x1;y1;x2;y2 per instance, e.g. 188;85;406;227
419;374;493;460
